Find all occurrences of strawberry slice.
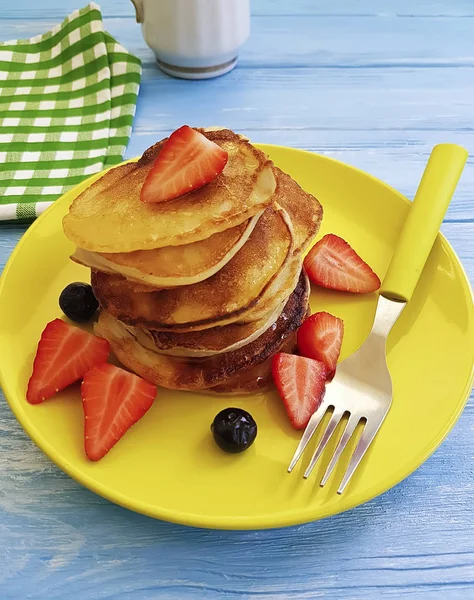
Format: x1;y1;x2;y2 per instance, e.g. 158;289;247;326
27;319;110;405
140;125;228;203
304;234;381;293
82;363;157;461
272;353;327;430
297;312;344;374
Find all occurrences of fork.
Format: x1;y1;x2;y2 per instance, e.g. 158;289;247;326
288;143;468;493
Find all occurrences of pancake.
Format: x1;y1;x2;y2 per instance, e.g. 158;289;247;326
94;271;309;390
205;357;274;395
124;300;286;357
91;204;295;332
238;255;305;325
207;334;298;395
71;169;322;287
274;168;323;255
63;129;277;253
226;169;322;322
71;211;262;288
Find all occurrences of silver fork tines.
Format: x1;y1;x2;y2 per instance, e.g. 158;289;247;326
288;296;405;494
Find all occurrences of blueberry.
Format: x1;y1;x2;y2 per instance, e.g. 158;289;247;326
59;282;99;322
211;407;257;453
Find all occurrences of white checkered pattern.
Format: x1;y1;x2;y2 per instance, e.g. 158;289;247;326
0;3;141;220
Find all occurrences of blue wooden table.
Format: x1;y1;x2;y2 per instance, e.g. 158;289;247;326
1;1;473;598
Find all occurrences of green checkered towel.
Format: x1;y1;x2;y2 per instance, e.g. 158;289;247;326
0;2;141;221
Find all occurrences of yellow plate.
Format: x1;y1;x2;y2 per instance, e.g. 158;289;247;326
1;145;473;530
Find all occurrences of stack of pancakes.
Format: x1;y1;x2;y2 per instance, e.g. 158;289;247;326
63;129;323;394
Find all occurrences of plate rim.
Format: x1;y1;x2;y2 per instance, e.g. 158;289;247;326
1;145;473;530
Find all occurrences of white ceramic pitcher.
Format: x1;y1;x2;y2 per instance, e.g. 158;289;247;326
130;0;250;79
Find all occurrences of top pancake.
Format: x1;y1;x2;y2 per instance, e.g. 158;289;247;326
63;129;277;253
70;168;321;292
72;167;322;288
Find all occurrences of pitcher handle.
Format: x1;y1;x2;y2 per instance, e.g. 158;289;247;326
130;0;144;23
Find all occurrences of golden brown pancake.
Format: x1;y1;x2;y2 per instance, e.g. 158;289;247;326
71;211;262;289
238;255;305;325
208;305;310;395
63;129;276;253
205;358;275;395
91;205;295;332
94;271;309;390
207;334;298;395
71;168;321;288
274;168;323;255
124;300;286;357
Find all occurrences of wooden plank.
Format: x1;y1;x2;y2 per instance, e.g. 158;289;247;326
241;16;474;67
256;0;474;16
0;373;472;598
0;3;473;597
1;16;473;68
2;0;474;19
129;67;473;133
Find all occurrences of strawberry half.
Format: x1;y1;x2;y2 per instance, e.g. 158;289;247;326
304;234;381;293
26;319;110;405
140;125;228;203
82;363;157;461
272;353;327;430
297;312;344;375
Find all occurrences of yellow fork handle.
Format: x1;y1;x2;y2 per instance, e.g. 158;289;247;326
381;143;468;303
